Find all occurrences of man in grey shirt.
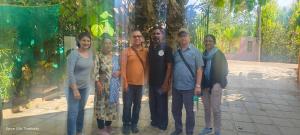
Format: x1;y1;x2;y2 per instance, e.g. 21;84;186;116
171;28;203;135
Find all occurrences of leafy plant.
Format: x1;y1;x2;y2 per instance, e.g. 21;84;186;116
0;29;18;100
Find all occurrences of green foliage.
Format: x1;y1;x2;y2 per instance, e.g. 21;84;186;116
209;0;299;63
260;1;298;62
210;0;226;7
59;0;115;37
206;5;255;53
287;2;300;62
0;0;60;6
227;0;268;12
0;29;17;100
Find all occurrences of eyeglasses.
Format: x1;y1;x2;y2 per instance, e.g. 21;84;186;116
133;35;142;38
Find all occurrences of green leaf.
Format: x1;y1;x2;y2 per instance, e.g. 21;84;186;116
100;11;113;19
91;24;104;37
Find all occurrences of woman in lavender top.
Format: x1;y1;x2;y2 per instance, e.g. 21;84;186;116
66;32;93;135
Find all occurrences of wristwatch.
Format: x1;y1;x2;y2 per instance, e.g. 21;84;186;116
195;84;201;88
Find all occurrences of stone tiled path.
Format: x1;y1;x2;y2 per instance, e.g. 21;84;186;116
1;60;300;135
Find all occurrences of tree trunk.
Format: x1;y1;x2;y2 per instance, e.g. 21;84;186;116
257;5;262;62
132;0;155;36
166;0;188;47
131;0;187;47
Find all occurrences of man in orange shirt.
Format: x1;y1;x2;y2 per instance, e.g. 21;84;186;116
121;29;148;134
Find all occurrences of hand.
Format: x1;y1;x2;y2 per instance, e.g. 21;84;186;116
123;83;128;92
73;89;81;100
194;87;201;96
161;83;169;93
112;71;120;78
97;82;103;96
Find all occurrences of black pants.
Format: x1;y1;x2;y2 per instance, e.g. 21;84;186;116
149;85;168;130
96;119;112;129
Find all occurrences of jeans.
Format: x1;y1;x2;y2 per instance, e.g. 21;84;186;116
122;85;143;127
149;85;168;130
172;88;194;135
66;88;90;135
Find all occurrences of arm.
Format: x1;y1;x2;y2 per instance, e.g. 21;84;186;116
144;49;149;86
161;47;173;92
194;49;204;95
216;51;228;88
67;50;81;99
194;67;203;95
121;49;128;91
94;54;103;95
161;63;172;92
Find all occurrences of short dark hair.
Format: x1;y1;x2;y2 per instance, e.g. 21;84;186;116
76;32;91;48
204;34;216;44
151;25;165;35
131;29;142;35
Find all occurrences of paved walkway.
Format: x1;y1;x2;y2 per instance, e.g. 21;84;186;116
1;60;300;135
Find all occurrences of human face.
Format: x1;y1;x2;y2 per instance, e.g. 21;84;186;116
102;39;112;54
79;36;91;49
131;31;143;47
178;34;190;47
152;29;163;44
204;36;215;51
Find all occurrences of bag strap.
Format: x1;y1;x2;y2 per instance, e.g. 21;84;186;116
178;49;195;78
130;47;145;71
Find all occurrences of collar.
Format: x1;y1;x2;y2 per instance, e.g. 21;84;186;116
179;43;192;51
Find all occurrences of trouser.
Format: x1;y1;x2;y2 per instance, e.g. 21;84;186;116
201;83;222;132
122;85;143;127
66;88;89;135
149;85;168;130
172;88;194;135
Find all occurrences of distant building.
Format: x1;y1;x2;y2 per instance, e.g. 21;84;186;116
225;37;259;61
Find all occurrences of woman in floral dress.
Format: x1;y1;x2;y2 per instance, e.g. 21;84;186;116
94;36;120;135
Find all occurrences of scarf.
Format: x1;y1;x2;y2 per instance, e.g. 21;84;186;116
203;47;218;81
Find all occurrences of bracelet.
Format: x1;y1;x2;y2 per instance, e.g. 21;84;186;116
195;84;201;88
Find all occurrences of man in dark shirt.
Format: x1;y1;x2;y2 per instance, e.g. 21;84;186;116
148;26;172;131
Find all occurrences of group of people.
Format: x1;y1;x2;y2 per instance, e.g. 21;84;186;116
65;26;228;135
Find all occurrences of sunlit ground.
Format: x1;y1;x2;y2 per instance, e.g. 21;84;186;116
1;60;300;135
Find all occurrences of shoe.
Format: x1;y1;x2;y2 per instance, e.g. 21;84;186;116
199;128;213;135
214;131;221;135
131;126;139;133
122;126;130;135
158;125;167;131
170;130;182;135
